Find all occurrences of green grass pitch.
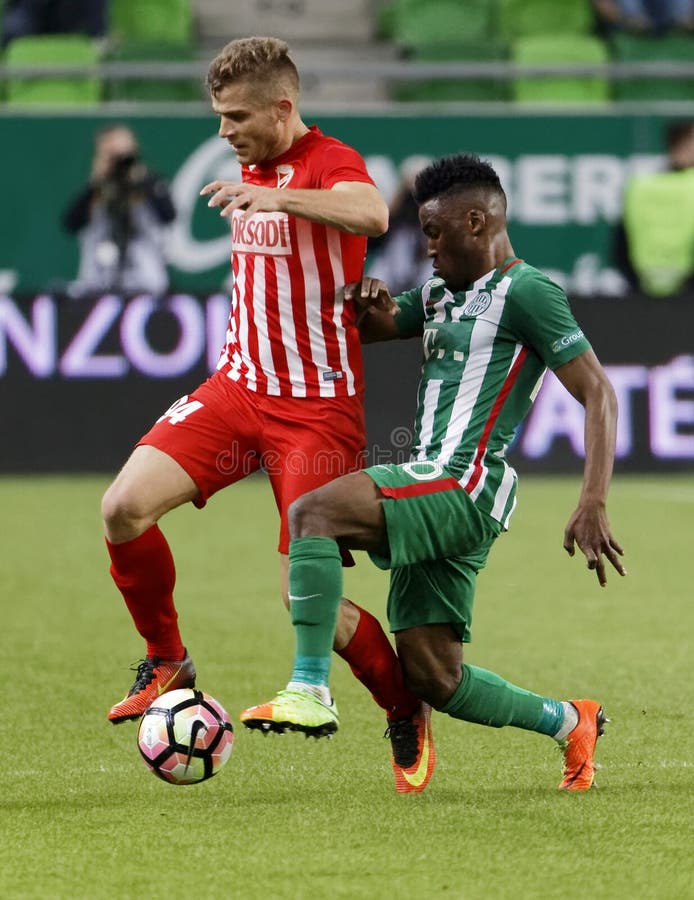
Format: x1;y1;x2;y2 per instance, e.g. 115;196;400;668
2;473;692;899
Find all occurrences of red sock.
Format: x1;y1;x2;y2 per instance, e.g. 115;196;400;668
106;524;185;661
336;604;419;720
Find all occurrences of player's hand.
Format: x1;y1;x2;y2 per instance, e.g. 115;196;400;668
344;277;397;318
563;503;626;587
200;181;282;219
91;146;115;183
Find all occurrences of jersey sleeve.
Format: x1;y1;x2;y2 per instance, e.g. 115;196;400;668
315;141;376;190
393;287;425;337
507;269;592;370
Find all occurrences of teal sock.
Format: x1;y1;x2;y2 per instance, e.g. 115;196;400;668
440;664;564;736
288;536;343;689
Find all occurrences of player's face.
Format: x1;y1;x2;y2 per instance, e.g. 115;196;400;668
212;81;287;166
418;195;479;292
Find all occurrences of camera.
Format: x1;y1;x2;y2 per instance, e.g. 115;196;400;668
109;152;139;184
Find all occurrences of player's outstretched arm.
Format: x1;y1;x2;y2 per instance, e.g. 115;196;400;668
554;350;627;586
200;180;388;237
344;278;401;343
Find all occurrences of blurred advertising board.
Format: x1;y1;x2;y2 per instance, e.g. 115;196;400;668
1;292;691;473
0;110;678;298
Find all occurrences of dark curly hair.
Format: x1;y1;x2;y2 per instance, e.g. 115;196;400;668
413;154;505;207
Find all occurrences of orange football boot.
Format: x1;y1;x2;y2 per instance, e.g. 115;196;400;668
108;651;196;723
385;702;436;794
558;699;609;791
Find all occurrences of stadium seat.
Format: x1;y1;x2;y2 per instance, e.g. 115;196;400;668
390;0;503;102
498;0;594;40
511;34;610;103
104;41;203;102
392;0;493;49
4;34;101;106
611;34;694;101
394;42;511;103
109;0;193;45
376;0;397;40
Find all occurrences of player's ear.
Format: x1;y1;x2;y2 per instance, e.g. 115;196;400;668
468;208;486;233
276;98;293;123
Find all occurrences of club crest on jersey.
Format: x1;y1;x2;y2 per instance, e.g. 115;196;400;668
462;290;492;317
276;164;295;189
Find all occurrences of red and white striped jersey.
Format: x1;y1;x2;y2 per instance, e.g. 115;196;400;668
217;126;374;398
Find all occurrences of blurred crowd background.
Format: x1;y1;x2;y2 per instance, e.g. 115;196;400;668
1;0;693;105
1;0;693;474
0;0;692;300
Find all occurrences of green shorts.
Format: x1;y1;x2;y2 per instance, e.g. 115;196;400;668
365;461;500;641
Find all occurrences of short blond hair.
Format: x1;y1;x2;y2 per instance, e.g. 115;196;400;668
206;36;300;99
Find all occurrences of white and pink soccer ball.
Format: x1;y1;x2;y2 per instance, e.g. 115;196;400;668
137;688;234;785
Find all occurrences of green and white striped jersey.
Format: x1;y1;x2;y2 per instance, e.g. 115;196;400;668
394;258;591;529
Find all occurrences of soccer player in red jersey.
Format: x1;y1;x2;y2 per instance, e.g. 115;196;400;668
101;36;433;792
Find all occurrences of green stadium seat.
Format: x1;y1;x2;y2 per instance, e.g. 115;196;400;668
511;34;610;103
109;0;193;45
376;0;397;40
104;41;203;102
4;34;101;106
394;42;511;102
393;0;493;49
498;0;594;40
611;34;694;101
390;0;503;102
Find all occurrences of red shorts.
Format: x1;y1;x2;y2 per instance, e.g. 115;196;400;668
138;370;366;554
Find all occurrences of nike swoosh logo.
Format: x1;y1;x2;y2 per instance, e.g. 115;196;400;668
184;718;208;773
288;593;322;602
401;716;431;788
156;664;184;695
566;761;586;786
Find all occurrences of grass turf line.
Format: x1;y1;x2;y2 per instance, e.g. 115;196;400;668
0;474;692;899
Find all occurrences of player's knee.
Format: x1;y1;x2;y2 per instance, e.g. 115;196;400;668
405;668;461;710
287;489;333;539
101;481;151;538
101;482;120;528
399;648;462;709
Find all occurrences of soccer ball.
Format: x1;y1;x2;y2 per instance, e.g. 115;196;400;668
137;688;234;785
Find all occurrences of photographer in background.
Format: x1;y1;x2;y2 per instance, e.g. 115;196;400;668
613;119;694;298
62;124;176;299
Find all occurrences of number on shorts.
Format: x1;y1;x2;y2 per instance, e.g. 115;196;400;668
156;396;203;425
401;461;445;481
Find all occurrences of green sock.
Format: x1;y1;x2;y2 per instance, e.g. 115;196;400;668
440;664;564;736
288;536;343;689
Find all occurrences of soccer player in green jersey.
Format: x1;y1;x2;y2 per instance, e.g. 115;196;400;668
241;154;627;792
